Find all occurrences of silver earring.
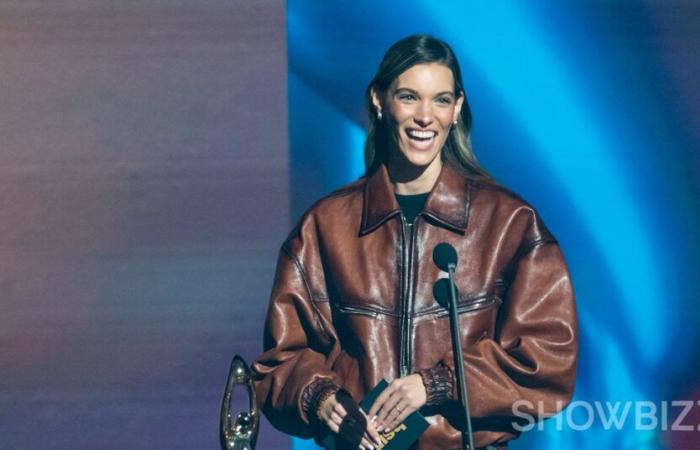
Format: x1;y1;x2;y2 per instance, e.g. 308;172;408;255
377;111;383;120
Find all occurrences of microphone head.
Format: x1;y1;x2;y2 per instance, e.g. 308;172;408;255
433;242;458;272
433;277;457;309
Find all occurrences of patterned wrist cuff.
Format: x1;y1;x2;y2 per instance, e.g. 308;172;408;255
301;377;341;423
416;363;455;406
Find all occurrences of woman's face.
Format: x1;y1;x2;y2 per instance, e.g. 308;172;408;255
372;62;464;173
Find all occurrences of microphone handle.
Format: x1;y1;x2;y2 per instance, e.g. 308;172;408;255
447;265;476;450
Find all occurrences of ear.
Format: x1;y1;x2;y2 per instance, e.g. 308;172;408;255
453;91;465;123
370;87;382;114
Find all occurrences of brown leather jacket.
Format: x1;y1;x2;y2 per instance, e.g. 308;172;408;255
251;162;578;449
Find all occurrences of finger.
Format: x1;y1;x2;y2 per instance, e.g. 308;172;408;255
382;406;403;431
365;430;382;447
376;392;402;430
371;379;404;416
375;390;397;420
320;411;341;434
361;437;374;450
385;416;400;432
363;413;382;447
387;406;414;433
368;419;383;446
385;412;403;433
326;418;339;434
368;385;395;418
330;411;343;427
384;400;411;432
332;401;348;420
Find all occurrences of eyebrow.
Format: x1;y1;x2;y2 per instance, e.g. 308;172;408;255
394;87;456;98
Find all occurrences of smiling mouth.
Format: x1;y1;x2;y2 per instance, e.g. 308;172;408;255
404;129;437;152
405;128;437;141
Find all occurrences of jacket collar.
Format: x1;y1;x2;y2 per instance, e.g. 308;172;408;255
360;162;472;235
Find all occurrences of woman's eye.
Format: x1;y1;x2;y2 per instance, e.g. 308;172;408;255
399;94;416;101
437;97;451;104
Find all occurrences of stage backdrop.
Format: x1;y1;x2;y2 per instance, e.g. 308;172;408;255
1;1;699;450
287;1;700;450
0;1;290;448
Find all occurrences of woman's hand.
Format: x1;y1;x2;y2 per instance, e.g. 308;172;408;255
317;393;383;450
367;374;427;433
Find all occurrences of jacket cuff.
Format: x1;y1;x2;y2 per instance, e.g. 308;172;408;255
301;377;341;423
416;363;455;406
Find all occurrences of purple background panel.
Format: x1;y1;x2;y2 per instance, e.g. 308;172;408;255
0;1;290;448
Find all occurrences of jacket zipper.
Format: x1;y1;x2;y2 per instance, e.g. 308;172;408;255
399;214;418;377
398;216;501;376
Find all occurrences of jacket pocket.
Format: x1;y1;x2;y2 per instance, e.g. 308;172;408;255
336;304;380;319
434;294;502;319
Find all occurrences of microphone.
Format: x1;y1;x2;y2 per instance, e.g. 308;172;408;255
431;242;475;450
433;243;458;310
433;242;458;272
432;278;457;310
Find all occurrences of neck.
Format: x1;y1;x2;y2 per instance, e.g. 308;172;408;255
387;156;442;195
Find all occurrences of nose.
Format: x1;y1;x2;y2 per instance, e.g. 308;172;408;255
413;100;433;127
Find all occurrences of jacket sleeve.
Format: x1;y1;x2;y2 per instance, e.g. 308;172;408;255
435;214;578;425
416;362;456;406
250;236;344;438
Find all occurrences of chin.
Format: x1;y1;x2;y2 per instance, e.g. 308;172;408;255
407;154;437;167
398;139;444;168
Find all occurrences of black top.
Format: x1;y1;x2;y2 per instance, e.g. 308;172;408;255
395;192;429;224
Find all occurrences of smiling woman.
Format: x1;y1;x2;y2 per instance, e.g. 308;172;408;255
251;34;578;450
363;35;491;188
370;63;464;193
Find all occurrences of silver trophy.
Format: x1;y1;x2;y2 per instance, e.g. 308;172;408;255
220;355;260;450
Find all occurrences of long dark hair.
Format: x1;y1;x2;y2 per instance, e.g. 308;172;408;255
364;34;492;180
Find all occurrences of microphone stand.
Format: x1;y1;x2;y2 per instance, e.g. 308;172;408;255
446;262;476;450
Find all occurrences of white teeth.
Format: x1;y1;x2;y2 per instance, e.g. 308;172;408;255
406;129;436;139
